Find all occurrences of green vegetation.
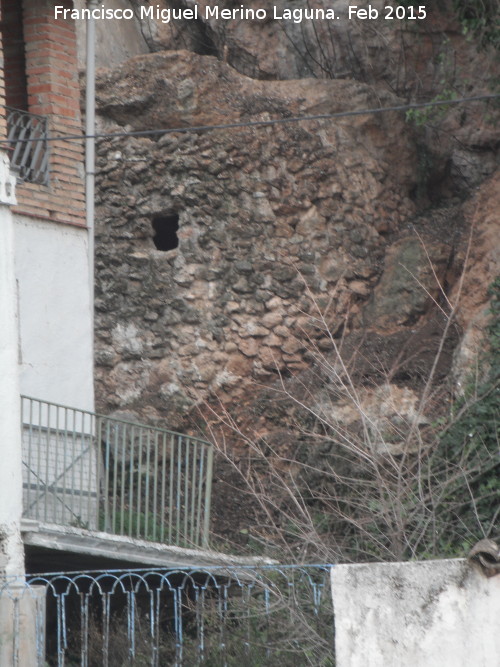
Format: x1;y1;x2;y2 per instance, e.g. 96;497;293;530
400;0;500;51
453;0;500;51
433;277;500;554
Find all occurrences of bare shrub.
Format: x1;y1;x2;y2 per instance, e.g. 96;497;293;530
202;237;499;563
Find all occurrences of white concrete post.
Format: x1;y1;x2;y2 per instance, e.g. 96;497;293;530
0;152;25;578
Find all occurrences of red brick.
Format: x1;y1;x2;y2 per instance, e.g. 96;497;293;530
3;0;85;227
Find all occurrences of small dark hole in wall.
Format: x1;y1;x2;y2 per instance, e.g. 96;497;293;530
152;214;179;251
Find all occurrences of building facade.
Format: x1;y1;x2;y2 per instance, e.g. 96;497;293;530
2;0;93;409
0;2;216;580
0;0;93;578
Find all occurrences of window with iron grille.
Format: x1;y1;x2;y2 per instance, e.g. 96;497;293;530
1;0;50;185
6;107;49;185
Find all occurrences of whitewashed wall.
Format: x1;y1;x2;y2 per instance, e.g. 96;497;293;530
331;558;500;667
0;155;25;576
14;215;94;412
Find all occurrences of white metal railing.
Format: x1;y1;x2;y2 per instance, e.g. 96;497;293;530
21;396;213;549
6;107;49;185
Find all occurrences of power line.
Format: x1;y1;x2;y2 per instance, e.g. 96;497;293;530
2;93;499;146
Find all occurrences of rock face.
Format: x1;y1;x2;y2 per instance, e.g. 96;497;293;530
94;50;420;423
451;173;500;390
91;7;500;553
92;16;499;435
125;0;494;99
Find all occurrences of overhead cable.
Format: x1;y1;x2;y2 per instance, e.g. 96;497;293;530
1;93;499;147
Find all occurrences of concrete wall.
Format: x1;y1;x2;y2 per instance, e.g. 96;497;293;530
331;558;500;667
0;585;46;666
14;215;94;411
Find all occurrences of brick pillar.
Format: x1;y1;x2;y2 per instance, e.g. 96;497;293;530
23;0;80;121
14;0;85;226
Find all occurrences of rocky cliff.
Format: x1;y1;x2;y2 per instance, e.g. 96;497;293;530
92;1;499;554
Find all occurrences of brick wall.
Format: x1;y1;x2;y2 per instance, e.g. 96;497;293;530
1;0;85;227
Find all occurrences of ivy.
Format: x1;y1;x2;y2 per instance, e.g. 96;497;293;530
452;0;500;51
398;0;500;51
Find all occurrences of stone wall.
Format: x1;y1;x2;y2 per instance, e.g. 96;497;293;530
94;50;421;424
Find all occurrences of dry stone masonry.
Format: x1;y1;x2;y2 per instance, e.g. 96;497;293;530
93;21;499;433
94;50;421;423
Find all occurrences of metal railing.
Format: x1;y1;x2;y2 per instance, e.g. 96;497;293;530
1;565;334;667
21;396;213;549
6;107;49;185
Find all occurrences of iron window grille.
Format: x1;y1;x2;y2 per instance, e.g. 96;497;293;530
6;106;49;185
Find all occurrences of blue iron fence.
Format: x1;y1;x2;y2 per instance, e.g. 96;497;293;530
1;565;334;666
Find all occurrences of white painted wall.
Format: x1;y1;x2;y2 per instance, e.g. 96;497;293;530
331;558;500;667
0;154;25;576
14;215;94;412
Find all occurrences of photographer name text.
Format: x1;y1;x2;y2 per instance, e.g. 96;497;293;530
55;4;427;24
